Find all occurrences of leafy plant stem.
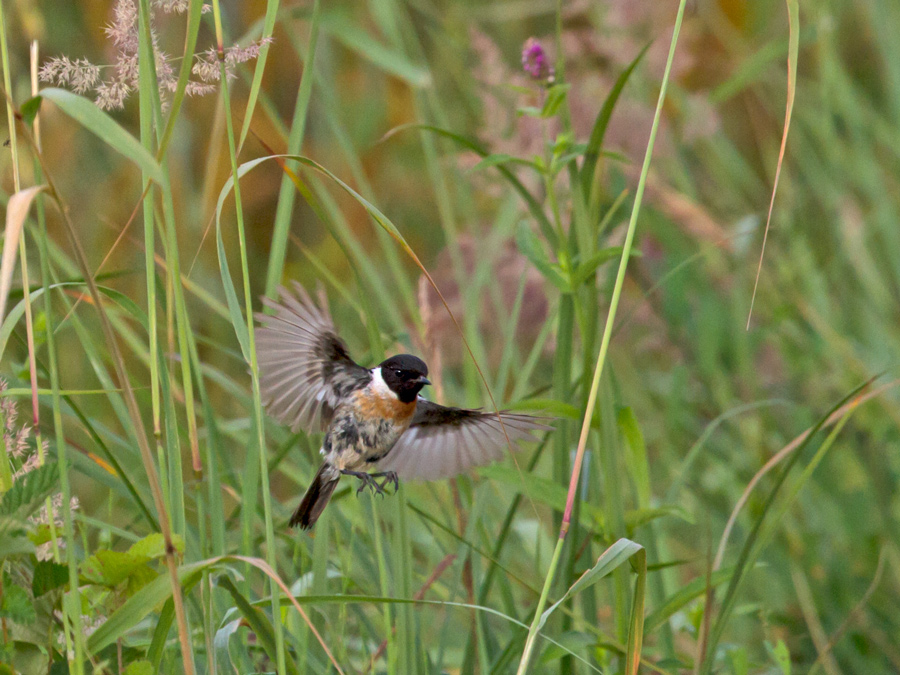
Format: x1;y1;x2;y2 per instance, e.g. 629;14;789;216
516;0;687;670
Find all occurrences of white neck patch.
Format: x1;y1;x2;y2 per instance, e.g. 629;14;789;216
370;367;398;400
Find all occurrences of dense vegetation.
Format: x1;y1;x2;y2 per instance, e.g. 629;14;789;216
0;0;897;673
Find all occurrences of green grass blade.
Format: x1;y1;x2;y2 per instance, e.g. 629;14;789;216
35;89;163;183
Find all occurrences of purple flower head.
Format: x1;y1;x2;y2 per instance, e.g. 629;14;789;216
522;37;554;82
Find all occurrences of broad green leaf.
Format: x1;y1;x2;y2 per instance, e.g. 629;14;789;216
537;539;643;632
0;576;35;624
88;561;205;652
129;532;184;560
32;560;70;597
80;549;155;588
123;661;154;675
38;88;163;183
0;463;58;517
0;531;34;558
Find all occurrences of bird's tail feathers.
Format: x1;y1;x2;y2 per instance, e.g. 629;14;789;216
290;463;339;530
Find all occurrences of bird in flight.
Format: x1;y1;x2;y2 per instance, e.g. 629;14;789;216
255;283;550;529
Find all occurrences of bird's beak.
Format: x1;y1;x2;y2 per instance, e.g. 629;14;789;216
417;376;431;386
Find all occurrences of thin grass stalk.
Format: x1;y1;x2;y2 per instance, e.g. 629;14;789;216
264;0;320;299
209;2;286;671
28;41;64;568
515;1;687;670
17;37;84;672
137;0;161;461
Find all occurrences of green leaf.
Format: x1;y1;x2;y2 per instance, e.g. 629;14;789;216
580;42;650;195
541;84;571;118
214;617;242;675
20;95;42;126
129;532;183;560
123;661;154;675
88;561;205;653
217;576;301;675
1;575;35;624
766;639;791;675
571;246;641;287
147;599;174;671
38;88;163;184
618;406;651;507
0;529;33;558
81;549;154;588
32;560;70;597
538;539;643;632
0;463;58;518
515;222;571;292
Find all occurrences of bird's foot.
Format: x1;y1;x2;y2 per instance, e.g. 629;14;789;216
370;471;399;494
341;469;386;497
340;469;398;497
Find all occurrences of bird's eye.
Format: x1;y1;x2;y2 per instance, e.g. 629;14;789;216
394;369;403;378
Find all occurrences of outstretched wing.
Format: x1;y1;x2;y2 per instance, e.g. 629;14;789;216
376;399;551;480
255;282;370;432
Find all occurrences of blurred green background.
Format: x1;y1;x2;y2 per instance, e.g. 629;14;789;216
1;0;899;672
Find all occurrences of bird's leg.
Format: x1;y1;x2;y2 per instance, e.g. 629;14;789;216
340;469;380;496
369;471;399;493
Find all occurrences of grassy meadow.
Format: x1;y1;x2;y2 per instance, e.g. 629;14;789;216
0;0;898;672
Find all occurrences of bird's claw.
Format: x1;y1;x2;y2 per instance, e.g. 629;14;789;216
342;469;399;497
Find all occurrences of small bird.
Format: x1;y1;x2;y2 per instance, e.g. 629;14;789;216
255;282;550;529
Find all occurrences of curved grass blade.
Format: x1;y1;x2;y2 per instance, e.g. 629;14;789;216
746;0;799;326
579;42;650;197
701;379;872;672
35;89;163;184
218;576;300;675
0;186;46;335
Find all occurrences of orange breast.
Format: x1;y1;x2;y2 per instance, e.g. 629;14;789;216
353;389;416;429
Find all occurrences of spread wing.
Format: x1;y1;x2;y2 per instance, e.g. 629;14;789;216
376;399;551;481
255;282;370;432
